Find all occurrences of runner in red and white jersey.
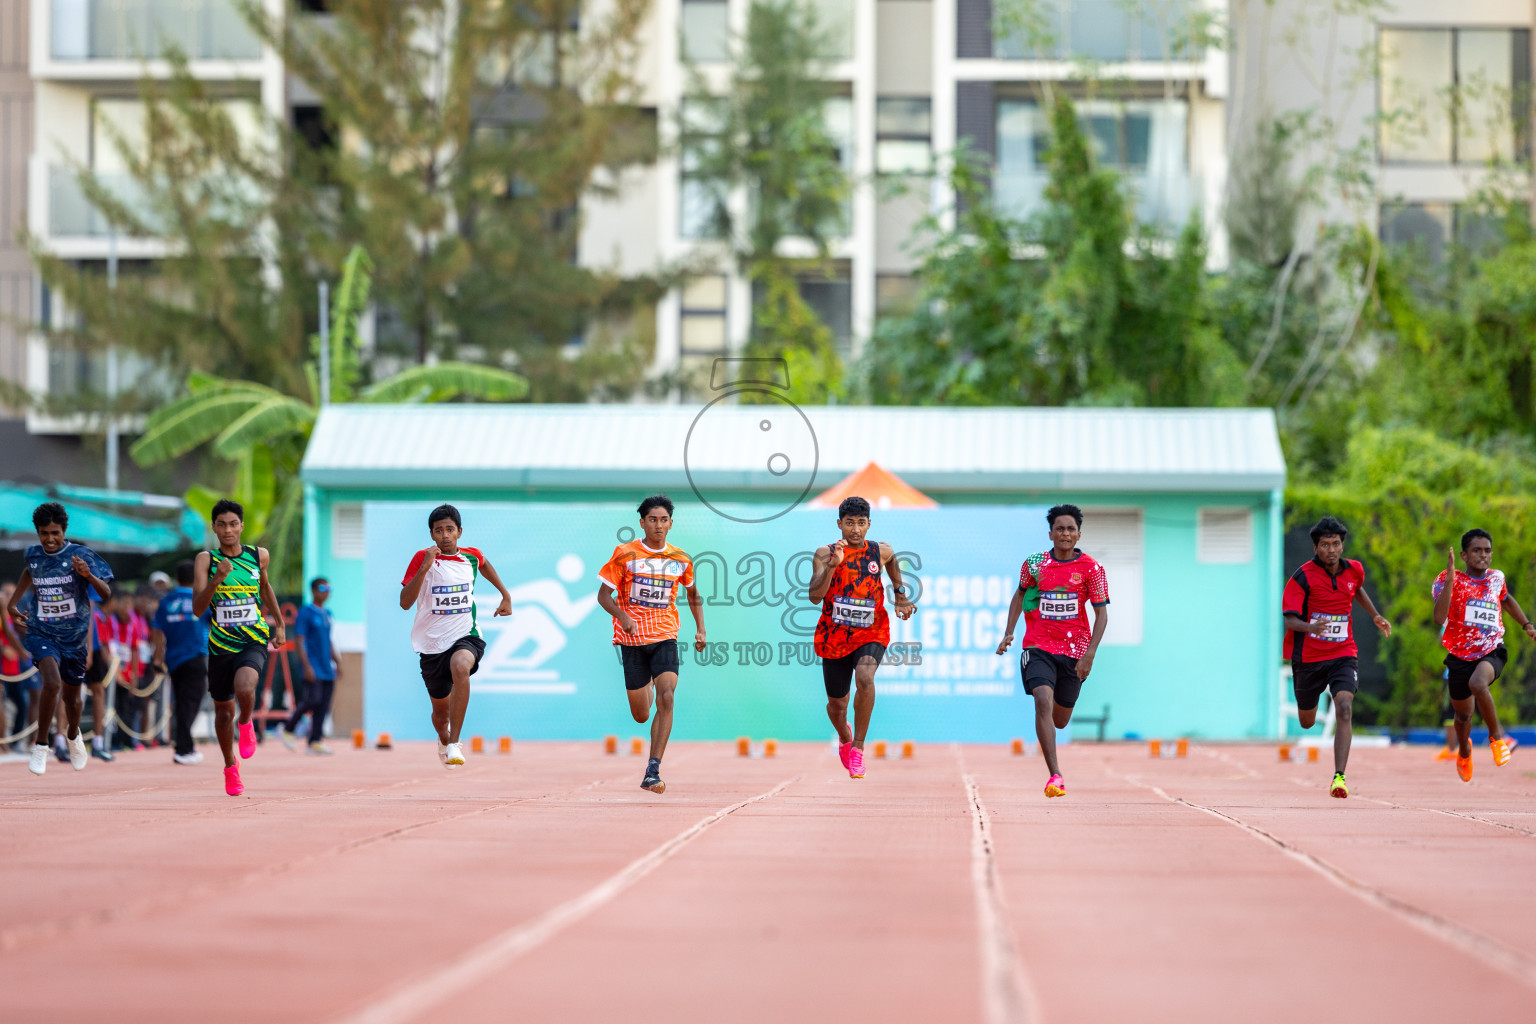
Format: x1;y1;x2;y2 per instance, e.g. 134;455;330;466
596;494;706;795
997;504;1108;799
1431;528;1535;779
807;495;915;780
399;504;513;768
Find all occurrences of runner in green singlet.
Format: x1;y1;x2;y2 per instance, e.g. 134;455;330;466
191;499;285;796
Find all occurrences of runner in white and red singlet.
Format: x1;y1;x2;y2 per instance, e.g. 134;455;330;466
399;504;514;768
996;504;1108;799
1432;528;1535;781
808;496;915;780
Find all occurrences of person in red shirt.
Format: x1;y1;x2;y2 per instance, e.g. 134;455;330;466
597;495;706;794
808;495;916;780
1282;516;1391;799
1432;528;1535;780
996;504;1109;799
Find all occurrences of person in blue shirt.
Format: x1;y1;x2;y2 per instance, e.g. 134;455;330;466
152;561;211;766
281;577;340;755
5;502;113;776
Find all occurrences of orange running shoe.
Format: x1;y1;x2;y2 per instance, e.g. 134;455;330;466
1434;746;1456;761
1491;736;1513;767
1456;754;1473;782
1044;774;1066;798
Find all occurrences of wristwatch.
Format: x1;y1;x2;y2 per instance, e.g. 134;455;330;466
893;585;909;596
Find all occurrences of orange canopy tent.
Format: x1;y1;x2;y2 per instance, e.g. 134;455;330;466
807;461;938;510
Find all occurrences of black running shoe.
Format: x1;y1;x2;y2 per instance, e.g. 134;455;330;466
641;771;666;794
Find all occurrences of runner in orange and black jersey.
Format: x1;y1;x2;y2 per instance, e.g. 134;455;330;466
808;495;916;780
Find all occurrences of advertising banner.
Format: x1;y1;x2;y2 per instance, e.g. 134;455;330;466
364;501;1070;742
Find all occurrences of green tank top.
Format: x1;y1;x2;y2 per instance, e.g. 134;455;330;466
207;545;271;654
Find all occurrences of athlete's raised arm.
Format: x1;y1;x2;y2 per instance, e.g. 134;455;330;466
257;547;286;648
191;551;217;618
685;583;707;651
1432;547;1457;627
807;542;844;604
399;547;437;610
880;543;915;620
478;556;514;618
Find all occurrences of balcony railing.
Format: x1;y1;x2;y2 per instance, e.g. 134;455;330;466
51;0;262;61
994;169;1201;229
49;166;163;237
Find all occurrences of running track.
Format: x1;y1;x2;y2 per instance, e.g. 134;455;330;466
2;741;1533;1023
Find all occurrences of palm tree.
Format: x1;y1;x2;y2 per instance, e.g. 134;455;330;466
130;246;528;588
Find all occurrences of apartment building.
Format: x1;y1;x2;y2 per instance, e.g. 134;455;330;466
1;0;32;405
1231;0;1536;261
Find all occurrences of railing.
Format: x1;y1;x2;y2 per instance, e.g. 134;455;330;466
49;165;164;237
50;0;262;61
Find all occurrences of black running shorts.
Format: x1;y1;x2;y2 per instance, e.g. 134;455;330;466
419;635;486;700
1444;646;1506;702
208;647;268;703
1020;648;1083;708
821;642;886;700
618;640;681;691
1292;656;1358;713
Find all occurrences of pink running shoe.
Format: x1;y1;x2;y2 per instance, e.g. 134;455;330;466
238;721;257;759
839;740;853;769
223;763;244;796
1044;774;1066;798
848;745;865;779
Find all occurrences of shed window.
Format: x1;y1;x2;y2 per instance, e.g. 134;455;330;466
1083;508;1143;645
332;503;365;559
1196;507;1253;564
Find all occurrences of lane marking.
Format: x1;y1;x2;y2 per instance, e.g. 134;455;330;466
1106;761;1536;991
955;747;1038;1024
334;777;798;1024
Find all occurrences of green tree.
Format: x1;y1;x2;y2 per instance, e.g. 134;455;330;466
128;247;528;590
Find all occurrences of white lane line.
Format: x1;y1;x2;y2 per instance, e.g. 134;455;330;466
955;747;1038;1024
334;777;798;1024
1107;763;1536;992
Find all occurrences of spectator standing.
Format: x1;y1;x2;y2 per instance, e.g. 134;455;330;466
152;562;211;765
281;577;340;756
2;581;39;752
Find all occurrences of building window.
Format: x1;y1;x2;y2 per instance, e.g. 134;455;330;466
876;98;933;175
995;98;1190;224
680;0;730;63
680;275;729;355
1379;28;1531;165
332;504;365;559
1082;508;1143;645
679;99;729;239
1379;202;1525;261
991;0;1188;62
1196;508;1253;565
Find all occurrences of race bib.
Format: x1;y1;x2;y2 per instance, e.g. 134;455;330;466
1312;613;1349;642
214;597;260;627
1039;590;1080;620
1464;599;1500;630
429;584;474;615
629;575;674;609
831;596;876;628
37;595;76;621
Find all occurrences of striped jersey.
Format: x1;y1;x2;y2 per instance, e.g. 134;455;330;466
401;546;484;655
207;545;271;655
599;540;695;645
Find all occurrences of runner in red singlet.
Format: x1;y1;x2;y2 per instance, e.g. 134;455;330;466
808;496;915;779
997;504;1109;798
1432;528;1534;780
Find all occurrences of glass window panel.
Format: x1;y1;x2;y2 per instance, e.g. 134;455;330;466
1086;114;1121;165
876;139;933;175
799;278;852;345
681;314;727;352
680;178;726;239
1457;30;1515;164
1123;112;1151;170
1380;29;1453;162
680;1;730;63
809;0;854;60
682;275;727;311
877;98;932;136
1380;202;1452;262
1068;0;1129;61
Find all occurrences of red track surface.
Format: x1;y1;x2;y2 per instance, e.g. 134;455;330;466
3;740;1534;1023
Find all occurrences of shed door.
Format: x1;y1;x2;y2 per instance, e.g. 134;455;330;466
1083;508;1143;646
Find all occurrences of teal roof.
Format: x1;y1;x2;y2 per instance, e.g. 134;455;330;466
0;483;202;552
303;405;1286;493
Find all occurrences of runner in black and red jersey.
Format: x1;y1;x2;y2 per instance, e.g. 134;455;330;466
1282;516;1391;799
996;505;1108;798
1432;528;1534;781
808;496;916;780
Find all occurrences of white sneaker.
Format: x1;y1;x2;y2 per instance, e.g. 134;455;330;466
445;743;466;766
307;742;334;756
67;732;88;771
173;752;199;765
437;741;450;764
278;728;299;752
29;743;48;775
